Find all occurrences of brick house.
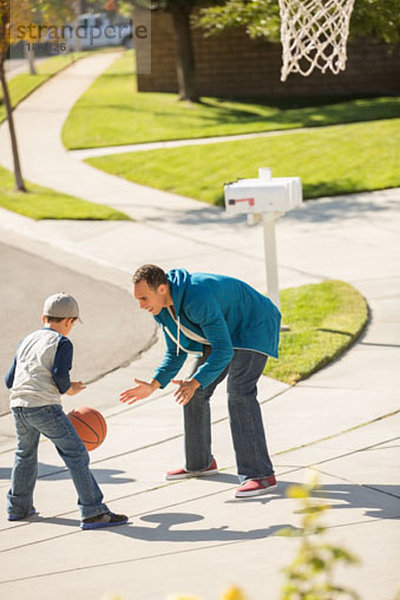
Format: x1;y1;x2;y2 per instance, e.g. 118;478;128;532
135;9;400;98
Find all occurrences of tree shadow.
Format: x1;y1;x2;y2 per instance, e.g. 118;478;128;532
140;185;398;227
191;183;398;212
37;463;134;485
31;514;81;528
0;467;11;480
282;190;398;223
0;464;134;485
228;480;400;521
80;94;400;131
313;482;400;519
143;203;243;227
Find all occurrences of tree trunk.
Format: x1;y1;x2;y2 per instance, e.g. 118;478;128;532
0;64;26;192
24;42;36;75
170;6;199;102
73;0;83;51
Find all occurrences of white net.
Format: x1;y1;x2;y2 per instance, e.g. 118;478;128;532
278;0;355;81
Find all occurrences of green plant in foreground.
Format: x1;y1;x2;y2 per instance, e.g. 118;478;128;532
167;585;246;600
167;476;359;600
279;475;360;600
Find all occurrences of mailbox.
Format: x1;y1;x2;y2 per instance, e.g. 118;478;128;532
223;168;303;310
224;169;302;214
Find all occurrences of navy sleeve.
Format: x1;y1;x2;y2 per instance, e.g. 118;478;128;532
5;354;17;389
52;337;73;394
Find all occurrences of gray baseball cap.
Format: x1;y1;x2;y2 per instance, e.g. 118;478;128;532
43;293;82;321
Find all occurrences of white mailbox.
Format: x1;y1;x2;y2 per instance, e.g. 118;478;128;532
224;168;303;310
224;169;302;214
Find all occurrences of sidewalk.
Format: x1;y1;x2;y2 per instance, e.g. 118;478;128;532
0;52;399;600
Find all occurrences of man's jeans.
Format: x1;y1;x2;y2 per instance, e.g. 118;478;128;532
7;405;109;520
184;348;274;482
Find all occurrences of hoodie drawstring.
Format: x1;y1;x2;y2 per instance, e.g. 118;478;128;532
176;315;180;356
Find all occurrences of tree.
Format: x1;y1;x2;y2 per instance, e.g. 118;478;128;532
0;0;32;191
0;0;78;192
142;0;222;102
20;0;74;76
196;0;400;45
35;0;80;48
24;34;36;74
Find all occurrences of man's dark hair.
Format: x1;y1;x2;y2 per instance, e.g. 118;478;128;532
132;264;168;290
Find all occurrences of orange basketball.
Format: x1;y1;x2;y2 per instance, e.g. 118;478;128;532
67;407;107;451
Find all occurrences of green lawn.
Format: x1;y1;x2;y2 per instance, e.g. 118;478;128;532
265;280;368;384
62;50;400;149
86;116;400;204
0;165;130;220
0;53;87;124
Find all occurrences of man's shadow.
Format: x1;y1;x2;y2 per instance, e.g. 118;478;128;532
5;477;399;541
113;511;296;542
198;472;238;484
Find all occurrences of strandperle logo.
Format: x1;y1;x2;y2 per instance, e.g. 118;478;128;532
11;20;148;48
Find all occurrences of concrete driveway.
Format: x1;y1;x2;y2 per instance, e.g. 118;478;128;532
0;51;399;600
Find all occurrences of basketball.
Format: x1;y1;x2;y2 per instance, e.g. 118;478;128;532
67;407;107;451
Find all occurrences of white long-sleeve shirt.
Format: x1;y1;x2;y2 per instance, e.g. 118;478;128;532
5;327;73;408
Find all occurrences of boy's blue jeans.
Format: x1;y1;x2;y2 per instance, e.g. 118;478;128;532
7;405;109;520
184;348;274;482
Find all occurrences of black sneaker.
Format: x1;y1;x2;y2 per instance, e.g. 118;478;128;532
81;511;129;530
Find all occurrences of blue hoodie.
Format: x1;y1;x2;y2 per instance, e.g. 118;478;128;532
153;269;281;389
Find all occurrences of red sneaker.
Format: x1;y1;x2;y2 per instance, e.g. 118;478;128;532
165;458;218;481
235;474;277;498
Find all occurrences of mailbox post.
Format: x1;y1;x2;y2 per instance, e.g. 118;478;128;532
224;168;303;308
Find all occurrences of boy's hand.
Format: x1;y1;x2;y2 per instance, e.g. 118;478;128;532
66;381;86;396
172;379;200;405
119;378;160;405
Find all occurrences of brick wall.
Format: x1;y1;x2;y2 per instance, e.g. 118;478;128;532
135;9;400;98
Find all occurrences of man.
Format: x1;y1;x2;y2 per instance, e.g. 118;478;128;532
120;264;281;498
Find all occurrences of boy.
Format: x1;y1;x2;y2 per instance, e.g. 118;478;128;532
5;292;128;530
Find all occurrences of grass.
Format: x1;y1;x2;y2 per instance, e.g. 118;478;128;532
0;165;130;220
62;50;400;149
86;116;400;204
0;53;88;124
265;280;368;385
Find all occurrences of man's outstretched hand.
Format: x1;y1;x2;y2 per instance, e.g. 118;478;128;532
119;378;160;405
172;379;201;405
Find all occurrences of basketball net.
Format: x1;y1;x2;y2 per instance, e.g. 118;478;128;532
278;0;355;81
